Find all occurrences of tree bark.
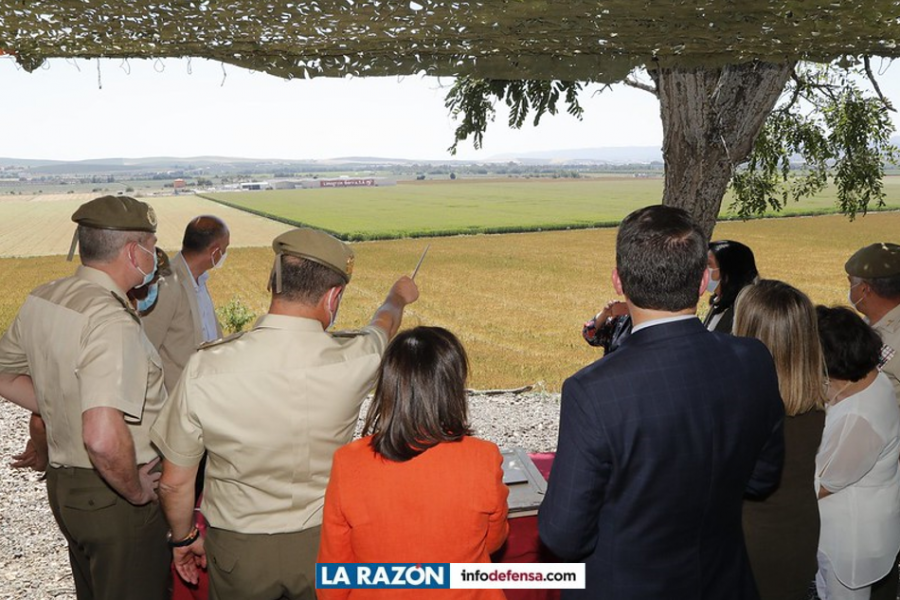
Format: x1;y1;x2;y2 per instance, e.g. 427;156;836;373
657;61;795;239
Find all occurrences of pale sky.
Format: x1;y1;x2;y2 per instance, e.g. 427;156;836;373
3;56;900;162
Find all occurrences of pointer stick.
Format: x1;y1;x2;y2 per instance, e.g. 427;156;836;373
411;245;430;280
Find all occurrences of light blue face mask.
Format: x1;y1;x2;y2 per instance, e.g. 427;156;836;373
137;283;159;314
706;268;720;294
136;244;158;288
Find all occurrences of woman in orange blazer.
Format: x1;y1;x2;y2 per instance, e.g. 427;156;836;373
317;326;509;599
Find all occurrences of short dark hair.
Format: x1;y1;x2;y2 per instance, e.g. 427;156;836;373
816;305;883;382
363;326;472;462
182;215;228;254
616;205;708;311
865;274;900;300
270;254;345;304
708;240;759;313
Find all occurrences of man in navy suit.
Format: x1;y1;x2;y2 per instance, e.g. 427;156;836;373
539;205;784;599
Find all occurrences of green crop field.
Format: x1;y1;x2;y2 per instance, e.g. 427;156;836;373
1;211;896;391
202;176;900;240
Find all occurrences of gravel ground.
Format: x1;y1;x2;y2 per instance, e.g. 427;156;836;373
0;405;76;600
0;390;562;599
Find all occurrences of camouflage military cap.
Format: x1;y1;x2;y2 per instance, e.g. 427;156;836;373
156;247;172;277
272;228;354;282
845;243;900;279
71;195;158;233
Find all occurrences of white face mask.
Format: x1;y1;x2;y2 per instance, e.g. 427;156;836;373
848;282;865;309
135;244;158;288
211;249;227;270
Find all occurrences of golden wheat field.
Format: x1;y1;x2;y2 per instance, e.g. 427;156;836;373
0;193;290;257
1;210;896;391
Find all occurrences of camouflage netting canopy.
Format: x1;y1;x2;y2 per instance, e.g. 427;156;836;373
1;1;900;82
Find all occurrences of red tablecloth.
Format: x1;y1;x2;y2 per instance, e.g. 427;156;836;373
172;453;559;600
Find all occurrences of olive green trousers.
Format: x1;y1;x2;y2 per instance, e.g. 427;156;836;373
205;525;320;600
46;466;170;600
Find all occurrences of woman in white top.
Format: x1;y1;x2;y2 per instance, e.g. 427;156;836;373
815;305;900;600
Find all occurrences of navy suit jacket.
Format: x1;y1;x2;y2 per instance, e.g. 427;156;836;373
539;318;784;599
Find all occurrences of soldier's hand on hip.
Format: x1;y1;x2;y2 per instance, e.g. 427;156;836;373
132;457;162;505
10;438;48;471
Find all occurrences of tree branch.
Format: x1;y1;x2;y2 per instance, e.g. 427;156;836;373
623;77;658;96
791;66;842;105
779;68;803;113
863;55;896;112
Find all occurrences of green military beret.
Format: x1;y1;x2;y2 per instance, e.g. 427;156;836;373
272;228;354;282
71;195;158;233
845;242;900;278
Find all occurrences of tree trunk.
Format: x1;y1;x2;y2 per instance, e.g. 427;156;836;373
657;61;794;239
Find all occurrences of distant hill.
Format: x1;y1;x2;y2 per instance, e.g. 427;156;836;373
0;148;663;173
0;157;67;168
0;155;298;168
490;146;663;164
0;155;323;175
0;155;418;175
1;137;898;175
0;151;654;176
493;136;900;163
324;156;418;165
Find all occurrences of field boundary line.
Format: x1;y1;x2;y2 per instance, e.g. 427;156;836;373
195;193;344;237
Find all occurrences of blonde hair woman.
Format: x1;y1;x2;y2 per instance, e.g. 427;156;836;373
734;280;826;600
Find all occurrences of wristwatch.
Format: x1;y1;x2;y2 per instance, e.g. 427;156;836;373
167;526;200;548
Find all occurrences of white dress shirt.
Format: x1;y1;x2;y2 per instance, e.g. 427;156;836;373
182;254;219;343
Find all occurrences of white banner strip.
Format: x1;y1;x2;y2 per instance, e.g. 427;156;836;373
450;563;586;589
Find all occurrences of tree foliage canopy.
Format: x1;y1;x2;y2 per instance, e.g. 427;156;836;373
2;1;900;82
731;62;899;219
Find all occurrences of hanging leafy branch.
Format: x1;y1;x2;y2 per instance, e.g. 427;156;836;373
444;59;899;221
730;61;898;219
445;79;585;154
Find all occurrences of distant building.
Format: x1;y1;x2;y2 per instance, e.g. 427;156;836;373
217;178;396;192
173;178;187;189
299;177;396;189
239;181;269;191
270;180;297;190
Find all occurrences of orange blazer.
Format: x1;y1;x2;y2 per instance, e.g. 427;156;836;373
317;435;509;599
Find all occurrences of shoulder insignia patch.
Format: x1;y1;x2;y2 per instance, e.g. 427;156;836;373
110;291;140;324
330;329;364;338
198;331;246;350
